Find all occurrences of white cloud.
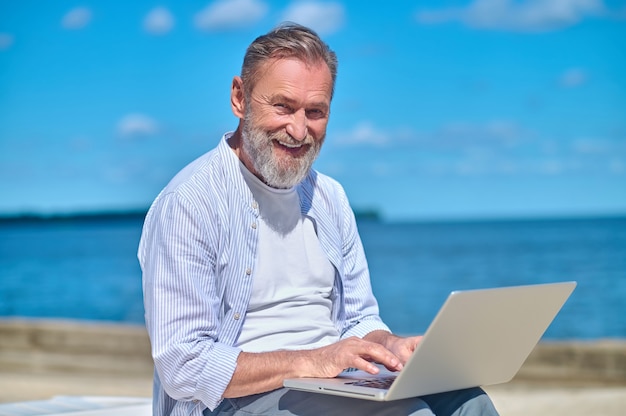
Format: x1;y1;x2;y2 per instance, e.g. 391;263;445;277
62;7;92;30
329;119;625;179
195;0;268;31
334;120;525;150
144;7;175;35
537;160;565;175
416;0;606;32
69;136;93;152
117;114;159;138
609;158;625;174
281;1;345;35
572;138;607;154
432;120;527;149
571;137;626;157
335;122;391;146
559;68;588;88
0;33;14;50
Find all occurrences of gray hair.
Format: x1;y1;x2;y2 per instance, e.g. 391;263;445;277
241;22;338;99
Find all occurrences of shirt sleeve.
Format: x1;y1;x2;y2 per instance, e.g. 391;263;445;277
332;183;392;339
139;191;240;411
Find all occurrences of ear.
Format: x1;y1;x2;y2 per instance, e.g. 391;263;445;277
231;76;245;118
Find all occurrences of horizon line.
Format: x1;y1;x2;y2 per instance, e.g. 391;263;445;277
1;208;625;225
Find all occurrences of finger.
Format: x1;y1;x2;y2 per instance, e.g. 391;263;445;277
410;335;423;349
392;336;422;363
351;357;382;374
359;343;403;372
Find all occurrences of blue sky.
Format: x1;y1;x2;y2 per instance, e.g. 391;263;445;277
1;0;625;221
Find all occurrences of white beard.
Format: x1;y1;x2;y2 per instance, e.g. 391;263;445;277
241;112;323;189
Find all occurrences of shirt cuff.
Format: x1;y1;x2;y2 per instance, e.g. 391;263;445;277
341;316;391;339
194;343;242;411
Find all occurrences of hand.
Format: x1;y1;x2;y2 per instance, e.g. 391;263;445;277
383;334;422;364
225;334;418;398
363;331;422;366
304;336;404;378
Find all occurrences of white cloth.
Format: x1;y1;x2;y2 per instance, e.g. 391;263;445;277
236;161;340;352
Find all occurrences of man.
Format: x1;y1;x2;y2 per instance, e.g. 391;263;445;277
139;23;500;416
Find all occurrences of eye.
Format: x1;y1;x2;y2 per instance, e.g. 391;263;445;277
274;103;293;114
306;108;327;120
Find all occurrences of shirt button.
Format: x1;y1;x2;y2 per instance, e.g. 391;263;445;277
245;268;252;276
252;201;258;210
251;222;257;229
233;313;241;320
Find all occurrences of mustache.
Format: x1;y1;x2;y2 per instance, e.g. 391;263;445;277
268;130;315;147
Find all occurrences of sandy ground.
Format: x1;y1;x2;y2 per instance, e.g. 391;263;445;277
1;371;625;415
485;383;626;415
0;371;152;404
2;320;625;414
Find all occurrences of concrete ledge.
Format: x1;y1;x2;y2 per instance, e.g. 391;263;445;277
516;340;626;385
0;319;152;376
1;318;625;385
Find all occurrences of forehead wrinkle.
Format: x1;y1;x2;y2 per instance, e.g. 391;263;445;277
264;91;330;110
250;58;332;103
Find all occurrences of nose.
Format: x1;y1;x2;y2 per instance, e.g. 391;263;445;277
286;109;308;141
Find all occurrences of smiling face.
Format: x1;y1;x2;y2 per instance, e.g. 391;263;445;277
231;57;333;188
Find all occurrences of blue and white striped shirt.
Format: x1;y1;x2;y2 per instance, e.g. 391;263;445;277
138;133;390;415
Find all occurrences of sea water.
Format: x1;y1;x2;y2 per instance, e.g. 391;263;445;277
1;215;624;340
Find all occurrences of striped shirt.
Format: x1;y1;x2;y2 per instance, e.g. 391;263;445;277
138;133;390;415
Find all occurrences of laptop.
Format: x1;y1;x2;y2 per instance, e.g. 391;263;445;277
284;281;576;401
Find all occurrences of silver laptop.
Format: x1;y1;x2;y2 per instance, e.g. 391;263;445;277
284;281;576;401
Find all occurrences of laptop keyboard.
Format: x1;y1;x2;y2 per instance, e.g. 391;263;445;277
345;376;396;389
